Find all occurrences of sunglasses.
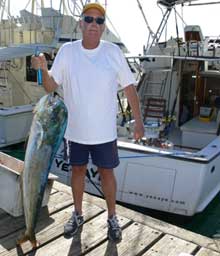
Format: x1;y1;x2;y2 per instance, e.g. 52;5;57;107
82;15;105;25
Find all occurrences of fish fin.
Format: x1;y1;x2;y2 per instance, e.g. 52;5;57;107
36;121;44;149
17;232;39;249
33;98;42;113
16;233;28;244
31;239;40;249
37;130;44;149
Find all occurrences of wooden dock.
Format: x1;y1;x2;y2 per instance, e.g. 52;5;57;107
1;181;220;256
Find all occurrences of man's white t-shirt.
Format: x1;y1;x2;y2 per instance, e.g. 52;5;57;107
50;40;135;144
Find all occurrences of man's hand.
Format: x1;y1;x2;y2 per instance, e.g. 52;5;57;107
31;53;48;71
123;85;145;141
133;120;144;141
31;53;58;93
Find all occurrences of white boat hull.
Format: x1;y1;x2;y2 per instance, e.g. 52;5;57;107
50;137;220;216
0;152;56;217
0;105;34;148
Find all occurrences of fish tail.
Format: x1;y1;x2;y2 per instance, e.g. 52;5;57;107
16;231;39;249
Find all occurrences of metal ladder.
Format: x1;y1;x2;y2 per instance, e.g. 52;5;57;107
144;97;166;120
138;69;170;121
141;69;169;101
0;61;9;89
0;61;11;106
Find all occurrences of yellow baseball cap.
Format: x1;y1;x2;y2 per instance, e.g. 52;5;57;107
82;3;105;16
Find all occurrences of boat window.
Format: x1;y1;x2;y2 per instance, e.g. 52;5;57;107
185;31;202;42
26;56;36;82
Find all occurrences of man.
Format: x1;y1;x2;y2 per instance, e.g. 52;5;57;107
32;2;144;242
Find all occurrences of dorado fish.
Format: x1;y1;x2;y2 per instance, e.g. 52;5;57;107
17;93;68;248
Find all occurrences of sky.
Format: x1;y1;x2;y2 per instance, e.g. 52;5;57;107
6;0;220;55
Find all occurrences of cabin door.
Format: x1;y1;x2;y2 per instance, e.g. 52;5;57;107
179;62;204;124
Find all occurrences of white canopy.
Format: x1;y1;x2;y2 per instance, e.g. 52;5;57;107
0;44;55;61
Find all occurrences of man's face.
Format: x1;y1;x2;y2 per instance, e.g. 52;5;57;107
80;8;105;41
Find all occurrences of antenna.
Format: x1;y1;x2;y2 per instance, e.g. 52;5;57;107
0;0;12;20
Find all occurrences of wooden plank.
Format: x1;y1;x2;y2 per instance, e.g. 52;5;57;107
142;234;198;256
0;190;73;238
53;181;72;195
29;212;131;256
44;182;220;254
81;189;220;253
86;221;163;256
46;190;73;213
0;201;103;256
50;188;58;195
196;248;220;256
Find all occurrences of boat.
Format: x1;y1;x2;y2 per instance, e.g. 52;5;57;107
0;0;126;148
0;44;56;147
50;0;220;216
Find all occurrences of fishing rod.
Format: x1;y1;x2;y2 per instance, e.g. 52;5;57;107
166;61;183;132
189;1;220;6
117;93;127;126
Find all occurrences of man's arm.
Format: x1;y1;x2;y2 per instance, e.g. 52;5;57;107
31;54;58;93
124;84;144;140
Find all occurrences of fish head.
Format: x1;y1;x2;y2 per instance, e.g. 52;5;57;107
34;93;68;135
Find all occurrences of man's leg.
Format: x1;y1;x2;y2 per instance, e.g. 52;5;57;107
64;165;87;238
71;165;87;215
64;140;89;238
90;140;121;242
98;168;122;242
98;168;116;217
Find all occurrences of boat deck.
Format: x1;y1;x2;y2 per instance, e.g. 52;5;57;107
1;181;220;256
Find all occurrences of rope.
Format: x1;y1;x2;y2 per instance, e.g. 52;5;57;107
86;170;104;197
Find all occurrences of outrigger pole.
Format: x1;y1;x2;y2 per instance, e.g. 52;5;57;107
136;0;155;41
148;8;172;51
189;1;220;6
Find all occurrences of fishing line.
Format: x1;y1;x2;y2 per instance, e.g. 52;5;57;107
86;170;104;197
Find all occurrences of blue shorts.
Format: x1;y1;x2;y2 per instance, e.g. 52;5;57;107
64;139;120;169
